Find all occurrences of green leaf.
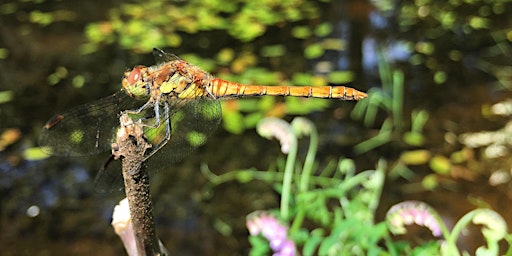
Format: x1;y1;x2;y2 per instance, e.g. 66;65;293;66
314;22;332;37
304;43;324;59
327;70;354;84
222;110;245;134
303;234;323;256
23;147;50;161
0;48;9;59
0;91;13;104
291;25;312;39
260;44;286;57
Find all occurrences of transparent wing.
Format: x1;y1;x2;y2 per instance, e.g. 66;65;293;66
146;96;222;164
39;90;147;156
153;48;180;64
93;96;222;192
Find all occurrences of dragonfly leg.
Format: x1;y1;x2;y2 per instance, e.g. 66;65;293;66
153;103;160;127
143;101;171;160
204;86;217;100
123;98;163;129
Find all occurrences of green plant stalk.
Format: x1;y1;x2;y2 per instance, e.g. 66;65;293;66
337;170;380;197
367;160;386;215
291;123;318;233
383;234;400;256
505;234;512;255
337;158;355;179
392;70;404;130
354;118;393;154
289;206;305;234
281;135;298;220
378;51;393;92
299;124;318;192
203;165;348;188
411;110;429;133
445;209;504;256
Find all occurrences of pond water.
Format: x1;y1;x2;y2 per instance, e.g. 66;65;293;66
1;0;511;255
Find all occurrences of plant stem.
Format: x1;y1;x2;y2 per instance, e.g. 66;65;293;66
299;123;318;192
281;134;297;220
113;114;164;256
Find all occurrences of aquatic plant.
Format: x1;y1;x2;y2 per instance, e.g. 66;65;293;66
204;117;512;254
352;51;429;154
203;117;389;255
386;200;510;256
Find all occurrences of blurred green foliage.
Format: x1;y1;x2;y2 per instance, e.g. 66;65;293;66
75;0;359;134
374;0;512;85
81;0;326;53
352;52;429;154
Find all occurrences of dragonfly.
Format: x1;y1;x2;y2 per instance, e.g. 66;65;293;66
39;48;367;189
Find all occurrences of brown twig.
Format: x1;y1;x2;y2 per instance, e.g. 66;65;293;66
112;113;164;256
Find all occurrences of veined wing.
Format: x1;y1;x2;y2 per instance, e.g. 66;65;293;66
144;96;222;164
39;90;147;156
153;48;180;64
93;96;222;192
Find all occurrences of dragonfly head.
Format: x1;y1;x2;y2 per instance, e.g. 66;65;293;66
122;65;149;99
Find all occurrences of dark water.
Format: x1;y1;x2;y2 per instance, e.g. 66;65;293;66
1;1;511;255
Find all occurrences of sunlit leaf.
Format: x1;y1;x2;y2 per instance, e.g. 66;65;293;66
260;44;286;58
0;90;13;104
243;112;265;129
327;71;354;84
29;10;54;26
314;22;332;37
291;73;312;86
186;131;207;147
415;41;434;55
422;174;438;190
216;48;235;64
433;71;447;84
0;48;9;59
222;109;245;134
321;38;345;51
429;155;451;175
399;150;431;165
23;147;50;160
72;75;85;88
291;26;312;39
469;16;490;29
304;43;324;59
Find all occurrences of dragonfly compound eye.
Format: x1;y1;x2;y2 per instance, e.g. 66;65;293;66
127;67;141;86
123;65;149;99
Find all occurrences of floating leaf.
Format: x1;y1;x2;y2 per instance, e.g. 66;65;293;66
23;147;50;161
0;90;13;104
304;43;324;59
400;150;431;165
433;71;447;84
216;48;235;64
0;48;9;59
429;155;451;175
314;23;332;37
291;25;311;39
403;131;425;146
327;70;354;84
422;174;439;190
260;44;286;58
72;75;85;88
222;109;245;134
